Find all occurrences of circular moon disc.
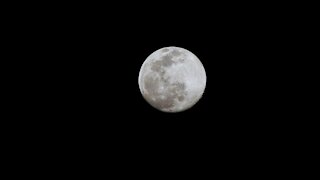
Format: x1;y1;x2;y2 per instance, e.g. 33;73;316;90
138;46;206;113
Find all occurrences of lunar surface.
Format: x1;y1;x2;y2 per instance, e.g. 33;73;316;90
138;46;206;112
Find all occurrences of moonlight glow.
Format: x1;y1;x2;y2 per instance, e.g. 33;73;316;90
138;46;206;112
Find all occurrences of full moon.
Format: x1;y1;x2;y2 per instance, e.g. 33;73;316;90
138;46;206;112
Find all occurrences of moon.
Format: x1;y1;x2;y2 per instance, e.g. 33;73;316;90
138;46;206;113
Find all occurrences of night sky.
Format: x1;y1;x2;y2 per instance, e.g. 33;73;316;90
24;2;297;172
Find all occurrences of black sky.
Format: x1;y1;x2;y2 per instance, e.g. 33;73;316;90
19;1;298;157
10;2;305;173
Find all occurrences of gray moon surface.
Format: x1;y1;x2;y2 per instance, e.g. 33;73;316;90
138;46;206;112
